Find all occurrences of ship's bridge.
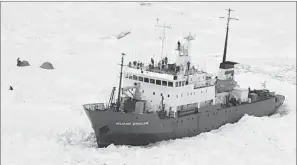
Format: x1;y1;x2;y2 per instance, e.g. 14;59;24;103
122;66;216;113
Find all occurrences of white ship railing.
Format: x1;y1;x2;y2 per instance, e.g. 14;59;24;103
83;103;106;111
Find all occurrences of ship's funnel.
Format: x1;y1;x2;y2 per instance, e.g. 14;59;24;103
218;61;238;80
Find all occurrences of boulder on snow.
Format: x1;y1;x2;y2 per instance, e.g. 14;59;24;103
40;62;54;70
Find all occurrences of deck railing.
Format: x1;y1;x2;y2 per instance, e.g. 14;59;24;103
83;103;106;111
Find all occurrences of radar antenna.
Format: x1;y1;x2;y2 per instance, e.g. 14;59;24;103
155;19;171;59
116;53;125;111
220;8;239;63
183;32;196;56
261;81;267;89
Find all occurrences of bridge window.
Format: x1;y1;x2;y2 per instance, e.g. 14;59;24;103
125;73;128;78
182;81;185;86
139;76;143;81
179;81;181;87
129;75;132;79
133;75;137;80
162;81;167;86
150;79;155;84
168;82;173;87
144;77;149;83
156;80;161;85
175;82;178;87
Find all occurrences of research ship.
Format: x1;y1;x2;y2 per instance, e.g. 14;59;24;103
83;9;285;148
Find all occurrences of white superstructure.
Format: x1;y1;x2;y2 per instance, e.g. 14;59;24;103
121;34;218;114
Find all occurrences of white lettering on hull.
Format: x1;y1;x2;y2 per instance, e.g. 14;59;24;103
116;121;149;126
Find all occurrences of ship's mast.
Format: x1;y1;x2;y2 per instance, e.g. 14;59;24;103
220;8;238;63
116;53;125;111
108;87;116;108
155;19;171;59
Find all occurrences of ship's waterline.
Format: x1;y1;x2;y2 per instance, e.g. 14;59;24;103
84;95;284;147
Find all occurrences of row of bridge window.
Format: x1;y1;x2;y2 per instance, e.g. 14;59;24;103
125;74;188;87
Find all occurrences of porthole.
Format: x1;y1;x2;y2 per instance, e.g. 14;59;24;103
168;94;170;97
153;92;155;95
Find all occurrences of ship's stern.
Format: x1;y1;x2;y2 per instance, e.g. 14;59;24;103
275;94;285;109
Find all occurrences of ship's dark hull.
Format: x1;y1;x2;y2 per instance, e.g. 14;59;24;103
84;95;285;147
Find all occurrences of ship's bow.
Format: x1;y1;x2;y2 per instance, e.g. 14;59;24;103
83;103;171;148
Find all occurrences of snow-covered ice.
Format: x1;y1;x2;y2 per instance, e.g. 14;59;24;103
1;2;296;165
